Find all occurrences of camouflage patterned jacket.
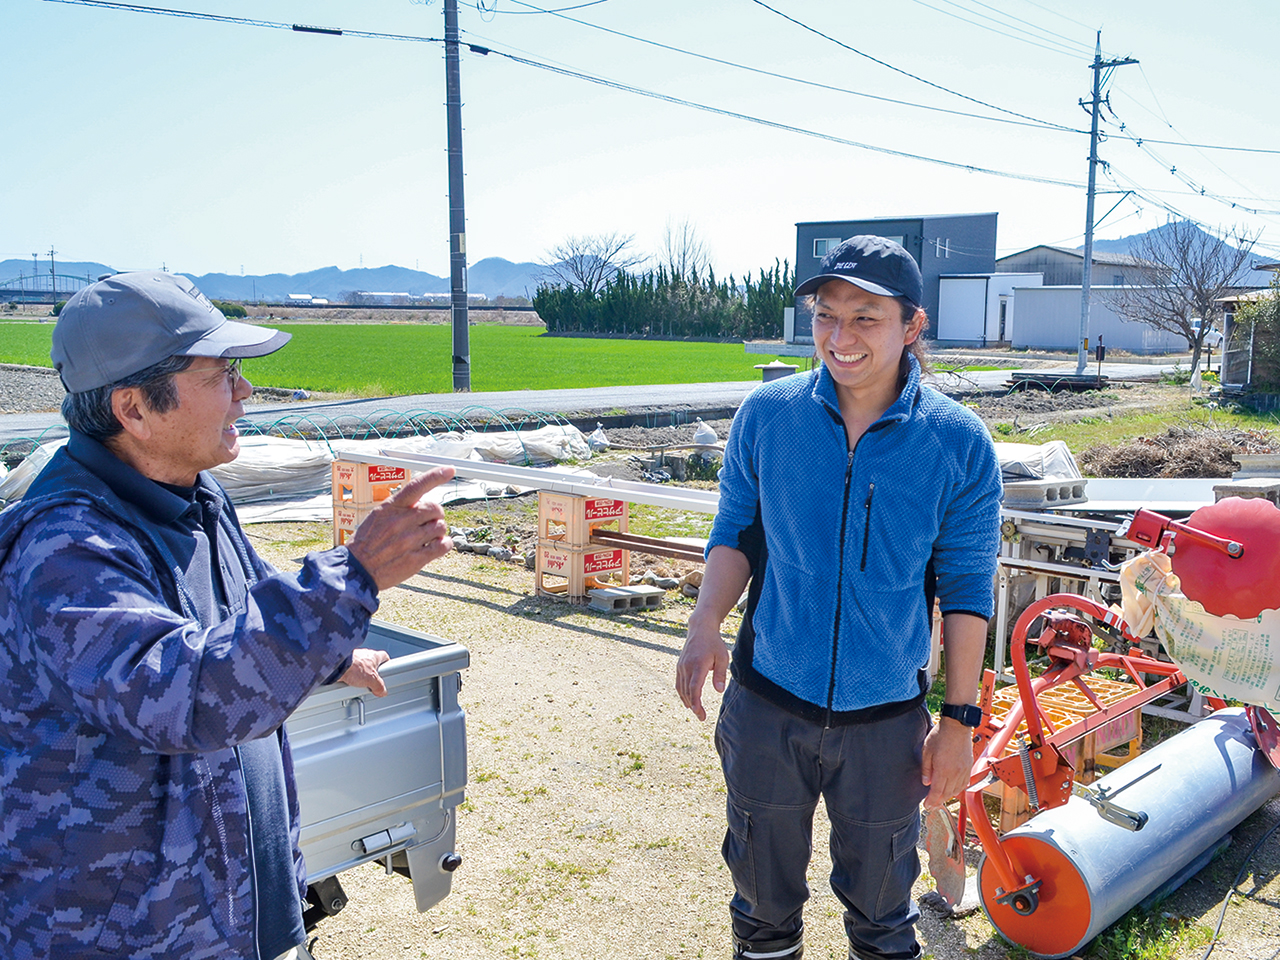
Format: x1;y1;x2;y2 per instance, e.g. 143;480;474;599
0;444;380;959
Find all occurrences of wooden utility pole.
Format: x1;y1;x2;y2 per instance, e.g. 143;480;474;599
444;0;470;391
1077;33;1137;375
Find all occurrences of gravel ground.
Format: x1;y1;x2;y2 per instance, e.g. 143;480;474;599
0;362;319;416
0;364;65;414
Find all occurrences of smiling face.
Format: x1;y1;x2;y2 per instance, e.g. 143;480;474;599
111;357;254;486
811;279;925;416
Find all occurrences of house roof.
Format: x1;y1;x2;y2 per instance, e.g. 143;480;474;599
996;244;1148;267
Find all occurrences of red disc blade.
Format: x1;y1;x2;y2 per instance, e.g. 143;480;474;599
1174;497;1280;618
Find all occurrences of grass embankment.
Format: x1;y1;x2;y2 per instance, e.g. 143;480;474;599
0;323;801;395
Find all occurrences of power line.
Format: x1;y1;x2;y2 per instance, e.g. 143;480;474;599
488;0;1086;133
1104;120;1280;217
904;0;1088;59
747;0;1077;130
42;0;444;41
484;47;1085;188
473;0;612;13
1014;0;1093;32
961;0;1094;54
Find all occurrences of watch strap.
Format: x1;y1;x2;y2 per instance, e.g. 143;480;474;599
940;702;982;727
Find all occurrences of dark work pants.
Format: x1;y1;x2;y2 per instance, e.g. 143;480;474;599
715;682;930;960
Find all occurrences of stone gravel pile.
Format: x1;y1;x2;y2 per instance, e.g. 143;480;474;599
0;365;66;415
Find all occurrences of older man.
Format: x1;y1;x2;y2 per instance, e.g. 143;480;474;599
0;272;454;960
677;237;1001;960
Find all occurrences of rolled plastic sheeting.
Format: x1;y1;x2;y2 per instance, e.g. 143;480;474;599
979;708;1280;959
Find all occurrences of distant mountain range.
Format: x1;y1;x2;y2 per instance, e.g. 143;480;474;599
1085;223;1275;287
0;257;545;302
5;223;1275;303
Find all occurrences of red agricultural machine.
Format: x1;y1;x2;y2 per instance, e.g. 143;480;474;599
937;497;1280;958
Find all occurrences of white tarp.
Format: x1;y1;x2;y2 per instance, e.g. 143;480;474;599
0;424;593;520
994;440;1082;481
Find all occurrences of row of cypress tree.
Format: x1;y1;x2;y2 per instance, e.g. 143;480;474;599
532;260;793;341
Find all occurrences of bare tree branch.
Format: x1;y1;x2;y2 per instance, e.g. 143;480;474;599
659;218;712;283
538;232;646;296
1103;221;1259;374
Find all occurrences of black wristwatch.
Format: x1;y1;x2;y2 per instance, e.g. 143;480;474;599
940;702;982;727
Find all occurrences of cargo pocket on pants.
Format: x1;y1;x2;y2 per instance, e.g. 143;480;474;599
722;797;758;907
874;815;921;921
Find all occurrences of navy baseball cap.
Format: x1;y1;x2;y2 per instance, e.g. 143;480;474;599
794;235;924;306
52;271;290;393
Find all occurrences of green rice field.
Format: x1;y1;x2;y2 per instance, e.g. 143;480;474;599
0;322;805;396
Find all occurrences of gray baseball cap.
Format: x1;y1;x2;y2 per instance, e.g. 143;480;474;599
51;271;291;393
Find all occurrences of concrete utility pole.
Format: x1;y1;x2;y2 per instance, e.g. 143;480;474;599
444;0;470;391
48;247;58;301
1077;33;1137;374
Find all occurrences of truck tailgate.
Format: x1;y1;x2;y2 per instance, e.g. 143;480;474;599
287;619;469;912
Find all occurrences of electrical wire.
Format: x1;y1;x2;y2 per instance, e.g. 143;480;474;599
904;0;1088;59
961;0;1095;55
475;0;613;13
1104;123;1280;218
1197;809;1280;960
41;0;443;41
484;46;1085;188
746;0;1077;131
491;0;1087;134
1014;0;1093;32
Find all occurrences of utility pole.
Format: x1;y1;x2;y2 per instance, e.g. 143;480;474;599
444;0;470;390
1077;33;1137;374
32;254;39;298
48;247;58;302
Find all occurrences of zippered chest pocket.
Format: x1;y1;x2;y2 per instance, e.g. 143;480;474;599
853;478;937;587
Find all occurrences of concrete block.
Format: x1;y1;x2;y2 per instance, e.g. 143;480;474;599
1001;477;1088;509
1214;478;1280;505
587;585;665;612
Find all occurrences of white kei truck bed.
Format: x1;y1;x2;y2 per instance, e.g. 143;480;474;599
286;619;469;928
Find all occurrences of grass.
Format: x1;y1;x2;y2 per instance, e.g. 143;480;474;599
993;390;1280;451
0;323;798;394
0;323;803;395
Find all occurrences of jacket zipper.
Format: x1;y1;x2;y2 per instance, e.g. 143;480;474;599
860;482;875;571
237;746;264;960
825;448;856;726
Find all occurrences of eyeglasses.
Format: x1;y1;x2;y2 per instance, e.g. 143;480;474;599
180;358;243;388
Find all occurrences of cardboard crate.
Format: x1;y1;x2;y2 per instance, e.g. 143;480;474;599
332;460;409;505
333;503;374;547
537;491;627;547
536;540;630;602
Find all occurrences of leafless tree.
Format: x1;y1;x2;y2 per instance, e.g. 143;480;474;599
659;218;712;283
1104;220;1258;375
539;232;646;296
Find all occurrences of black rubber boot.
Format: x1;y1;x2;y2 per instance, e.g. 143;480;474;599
733;930;804;959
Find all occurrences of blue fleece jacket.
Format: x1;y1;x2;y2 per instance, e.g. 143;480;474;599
707;355;1002;722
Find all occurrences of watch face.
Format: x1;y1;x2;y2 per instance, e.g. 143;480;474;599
943;703;981;727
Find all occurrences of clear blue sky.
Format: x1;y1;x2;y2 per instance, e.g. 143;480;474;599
5;0;1278;279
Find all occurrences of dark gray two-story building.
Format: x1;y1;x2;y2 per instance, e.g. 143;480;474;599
793;212;998;340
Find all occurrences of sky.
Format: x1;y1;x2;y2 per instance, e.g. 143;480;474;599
4;0;1279;281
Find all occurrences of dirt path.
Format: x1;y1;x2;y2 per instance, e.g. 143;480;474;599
249;527;1280;960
